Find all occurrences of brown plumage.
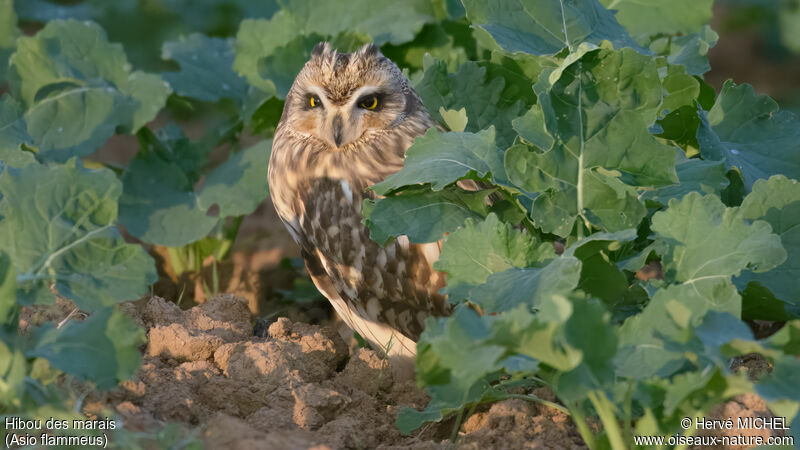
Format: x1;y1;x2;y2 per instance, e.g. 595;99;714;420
268;42;451;366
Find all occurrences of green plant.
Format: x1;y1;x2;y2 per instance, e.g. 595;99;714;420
1;0;799;448
356;2;800;447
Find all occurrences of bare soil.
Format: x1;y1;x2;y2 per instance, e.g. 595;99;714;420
86;294;586;449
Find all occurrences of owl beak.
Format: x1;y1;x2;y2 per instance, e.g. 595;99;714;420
332;114;344;147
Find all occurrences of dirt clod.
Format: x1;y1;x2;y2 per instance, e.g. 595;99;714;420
96;295;599;449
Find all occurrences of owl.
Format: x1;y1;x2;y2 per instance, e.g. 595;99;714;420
268;42;451;370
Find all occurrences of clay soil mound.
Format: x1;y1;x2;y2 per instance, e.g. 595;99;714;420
91;295;585;449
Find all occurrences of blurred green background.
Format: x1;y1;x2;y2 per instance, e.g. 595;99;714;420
708;0;800;113
11;0;800;112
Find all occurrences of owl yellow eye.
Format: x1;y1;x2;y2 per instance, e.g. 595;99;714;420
309;96;321;108
359;95;379;110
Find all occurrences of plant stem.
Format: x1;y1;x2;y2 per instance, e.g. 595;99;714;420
568;403;597;450
504;393;570;415
588;391;626;450
167;247;187;279
216;215;244;260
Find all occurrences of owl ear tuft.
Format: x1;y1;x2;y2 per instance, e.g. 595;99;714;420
311;41;332;58
357;43;379;58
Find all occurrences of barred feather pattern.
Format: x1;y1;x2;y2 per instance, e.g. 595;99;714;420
268;55;451;358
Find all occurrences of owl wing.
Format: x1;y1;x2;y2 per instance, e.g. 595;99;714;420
295;178;450;345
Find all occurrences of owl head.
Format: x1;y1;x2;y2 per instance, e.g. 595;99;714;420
281;42;421;150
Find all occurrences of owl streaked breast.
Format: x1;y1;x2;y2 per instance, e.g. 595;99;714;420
268;42;451;362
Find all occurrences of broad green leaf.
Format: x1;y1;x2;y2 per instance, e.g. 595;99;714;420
643;151;729;205
0;160;156;311
0;251;15;326
660;63;699;115
505;48;676;237
364;186;489;245
119;127;270;247
15;0;280;71
462;0;642;56
564;229;648;314
737;176;800;318
197;140;270;217
651;192;786;285
650;26;718;76
698;81;800;191
619;193;787;378
381;22;471;74
467;256;581;313
512;103;554;150
484;51;556;108
555;298;618;402
439;107;467;132
415;58;527;147
0;95;34;167
418;306;505;386
755;356;800;404
435;213;554;296
492;298;582;370
599;0;713;42
7;20;170;162
258;33;331;98
0;340;26;409
234;0;437;93
616;280;741;379
0;0;19;83
410;295;586;433
396;380;491;434
372;128;507;194
162;34;249;105
779;1;800;53
656;104;702;149
29;307;146;389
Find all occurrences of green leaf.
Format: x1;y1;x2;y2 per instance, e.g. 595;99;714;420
512;103;554;150
599;0;713;42
0;251;15;326
467;256;582;313
656;104;702;149
0;340;27;409
372;128;507;194
643;151;729;205
7;20;170;162
415;58;527;148
737;176;800;318
492;299;581;370
381;22;472;74
439;107;467;132
660;62;700;115
0;95;34;168
162;34;249;106
651;192;786;285
0;0;19;83
29;307;146;389
418;306;506;386
555;298;618;401
755;356;800;403
698;81;800;191
564;230;648;314
462;0;642;56
364;186;489;245
505;48;676;237
119;127;270;247
234;0;437;93
650;26;718;76
0;160;156;311
435;213;554;296
616;280;741;379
